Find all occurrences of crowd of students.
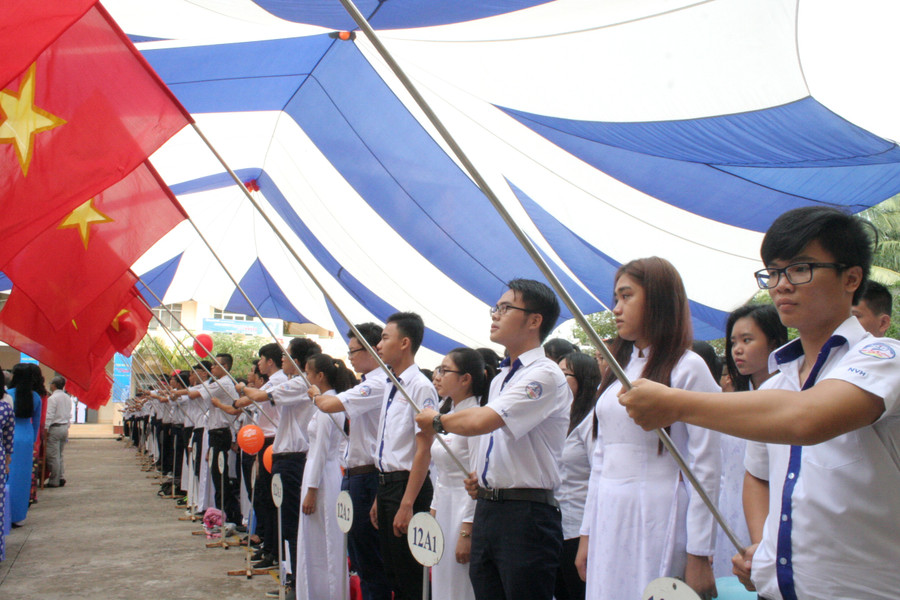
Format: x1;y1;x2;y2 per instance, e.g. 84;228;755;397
121;205;896;600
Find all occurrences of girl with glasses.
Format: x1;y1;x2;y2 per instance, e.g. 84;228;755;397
430;348;497;600
554;351;602;600
575;257;722;600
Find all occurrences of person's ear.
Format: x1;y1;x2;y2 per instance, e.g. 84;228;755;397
844;266;864;295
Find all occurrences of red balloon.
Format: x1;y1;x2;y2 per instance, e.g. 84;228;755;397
237;425;264;455
262;445;273;473
193;333;213;358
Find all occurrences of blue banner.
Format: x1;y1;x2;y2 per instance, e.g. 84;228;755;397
112;354;132;403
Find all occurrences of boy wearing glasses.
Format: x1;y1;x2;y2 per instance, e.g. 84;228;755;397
619;206;900;600
416;278;572;600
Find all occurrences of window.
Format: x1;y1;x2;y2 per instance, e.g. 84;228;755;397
148;303;183;331
212;308;253;321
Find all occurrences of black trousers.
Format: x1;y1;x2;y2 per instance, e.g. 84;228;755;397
469;498;563;600
254;437;276;555
271;452;306;581
191;428;204;478
171;424;184;483
554;537;585;600
208;427;242;523
345;472;392;600
160;423;173;474
376;473;433;600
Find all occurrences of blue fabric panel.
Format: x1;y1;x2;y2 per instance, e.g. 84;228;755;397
129;34;168;43
141;36;336;113
250;0;551;30
282;41;601;318
511;183;728;339
503;98;897;166
503;99;900;231
225;258;308;323
254;171;466;354
136;253;183;307
0;272;10;292
174;169;466;352
169;168;261;196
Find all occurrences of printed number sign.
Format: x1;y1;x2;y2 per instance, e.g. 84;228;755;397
406;512;444;567
335;491;354;534
271;473;283;508
642;577;701;600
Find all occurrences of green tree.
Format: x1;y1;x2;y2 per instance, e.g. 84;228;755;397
570;311;617;349
133;332;271;382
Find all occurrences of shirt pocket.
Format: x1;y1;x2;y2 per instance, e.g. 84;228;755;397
804;431;862;470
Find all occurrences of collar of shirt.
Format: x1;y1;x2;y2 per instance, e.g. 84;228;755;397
385;363;421;389
768;316;868;374
501;346;545;370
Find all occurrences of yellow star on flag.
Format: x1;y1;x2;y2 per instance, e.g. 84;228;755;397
110;309;130;332
0;63;66;176
58;198;114;249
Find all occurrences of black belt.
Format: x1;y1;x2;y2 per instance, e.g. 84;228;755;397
378;470;410;485
272;451;306;462
476;487;559;507
347;464;378;477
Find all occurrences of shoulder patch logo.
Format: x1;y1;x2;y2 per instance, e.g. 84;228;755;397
525;381;543;399
358;384;372;397
859;343;896;360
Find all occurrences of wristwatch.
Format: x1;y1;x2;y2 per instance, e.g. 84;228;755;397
432;414;446;435
267;391;274;405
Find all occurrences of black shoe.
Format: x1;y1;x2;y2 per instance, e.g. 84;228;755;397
235;524;247;533
59;479;66;487
252;554;276;569
251;549;265;561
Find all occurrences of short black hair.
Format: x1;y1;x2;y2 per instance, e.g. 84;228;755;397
288;337;322;366
856;280;893;316
508;278;561;341
386;312;425;354
349;322;382;348
215;353;233;371
544;338;577;362
760;207;874;304
258;343;283;368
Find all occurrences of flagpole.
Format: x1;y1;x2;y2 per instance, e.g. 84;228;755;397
331;0;744;554
137;231;350;440
189;123;470;478
139;294;292;435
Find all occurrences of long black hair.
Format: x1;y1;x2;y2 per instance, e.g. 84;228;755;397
11;363;36;419
439;347;498;414
561;352;601;435
306;354;357;394
724;304;787;391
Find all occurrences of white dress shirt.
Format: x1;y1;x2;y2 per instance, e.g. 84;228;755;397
374;364;438;473
472;346;572;490
745;317;900;600
338;368;387;469
45;389;73;427
270;376;315;454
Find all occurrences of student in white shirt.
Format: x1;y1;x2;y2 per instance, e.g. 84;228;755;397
619;207;900;600
416;279;572;600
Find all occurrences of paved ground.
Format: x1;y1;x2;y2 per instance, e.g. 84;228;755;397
0;439;276;599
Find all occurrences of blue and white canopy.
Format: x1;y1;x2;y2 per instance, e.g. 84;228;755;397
99;0;900;357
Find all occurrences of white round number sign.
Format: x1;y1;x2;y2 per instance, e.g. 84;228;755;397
335;491;354;534
406;512;444;567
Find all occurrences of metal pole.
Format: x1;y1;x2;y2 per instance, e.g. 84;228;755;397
190;124;468;477
333;0;744;555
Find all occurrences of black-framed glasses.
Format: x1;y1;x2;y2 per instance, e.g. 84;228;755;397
754;262;846;289
490;303;532;317
348;347;366;355
434;366;463;377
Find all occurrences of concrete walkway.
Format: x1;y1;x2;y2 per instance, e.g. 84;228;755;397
0;439;276;599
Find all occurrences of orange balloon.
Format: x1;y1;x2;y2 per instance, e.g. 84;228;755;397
263;445;274;473
237;424;265;455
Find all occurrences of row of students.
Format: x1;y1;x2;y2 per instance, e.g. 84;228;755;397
122;204;895;600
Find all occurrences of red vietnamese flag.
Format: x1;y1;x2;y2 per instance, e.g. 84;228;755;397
0;3;190;265
0;271;143;388
66;370;113;411
0;0;97;88
4;160;187;327
95;285;153;358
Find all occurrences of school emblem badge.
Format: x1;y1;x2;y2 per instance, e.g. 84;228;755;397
359;384;372;397
859;343;896;360
525;381;543;399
